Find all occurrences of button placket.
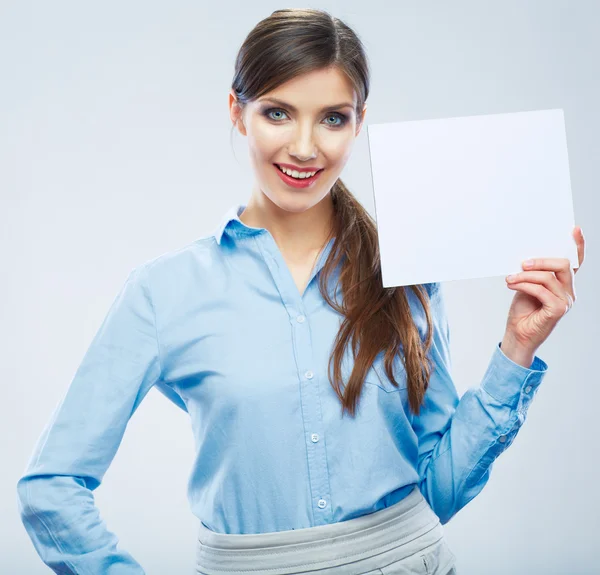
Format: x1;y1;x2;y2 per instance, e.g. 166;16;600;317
255;231;333;524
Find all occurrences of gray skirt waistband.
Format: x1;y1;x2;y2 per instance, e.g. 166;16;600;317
196;486;457;575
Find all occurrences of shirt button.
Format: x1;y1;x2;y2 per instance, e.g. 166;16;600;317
311;433;319;442
296;314;306;323
305;371;314;380
318;499;327;508
524;385;532;393
499;435;507;443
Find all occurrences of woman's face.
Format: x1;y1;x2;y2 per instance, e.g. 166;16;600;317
229;66;367;214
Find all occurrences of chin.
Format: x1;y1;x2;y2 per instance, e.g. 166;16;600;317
263;188;327;213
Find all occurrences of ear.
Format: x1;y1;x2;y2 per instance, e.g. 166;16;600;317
355;103;367;137
229;90;247;136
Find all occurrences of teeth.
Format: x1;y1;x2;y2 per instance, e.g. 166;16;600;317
276;165;318;179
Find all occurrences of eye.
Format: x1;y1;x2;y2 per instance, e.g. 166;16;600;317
264;108;289;121
262;108;348;128
324;113;348;127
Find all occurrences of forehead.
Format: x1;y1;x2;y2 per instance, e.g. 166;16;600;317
259;67;357;109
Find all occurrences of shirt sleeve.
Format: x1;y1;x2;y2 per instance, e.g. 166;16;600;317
16;264;161;574
412;282;548;524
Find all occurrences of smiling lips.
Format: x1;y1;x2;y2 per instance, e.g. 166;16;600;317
275;162;323;173
273;163;324;188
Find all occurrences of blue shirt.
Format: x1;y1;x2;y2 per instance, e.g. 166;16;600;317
17;202;548;574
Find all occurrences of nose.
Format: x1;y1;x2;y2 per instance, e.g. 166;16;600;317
287;122;317;161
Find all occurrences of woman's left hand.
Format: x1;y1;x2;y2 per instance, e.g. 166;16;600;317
503;226;586;359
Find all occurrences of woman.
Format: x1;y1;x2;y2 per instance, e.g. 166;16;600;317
17;8;585;575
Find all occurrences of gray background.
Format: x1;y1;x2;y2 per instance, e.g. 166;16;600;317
2;1;598;573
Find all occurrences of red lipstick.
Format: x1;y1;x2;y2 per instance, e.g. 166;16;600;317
273;163;324;189
275;162;323;172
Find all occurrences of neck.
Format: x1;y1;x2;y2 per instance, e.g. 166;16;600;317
239;189;334;262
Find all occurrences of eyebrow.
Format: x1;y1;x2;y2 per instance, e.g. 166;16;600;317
258;97;355;113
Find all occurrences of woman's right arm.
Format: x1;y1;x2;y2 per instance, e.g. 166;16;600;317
17;264;161;574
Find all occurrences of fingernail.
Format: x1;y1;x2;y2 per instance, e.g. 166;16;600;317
523;259;534;268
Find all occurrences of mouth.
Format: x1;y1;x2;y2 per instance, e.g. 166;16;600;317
273;164;325;189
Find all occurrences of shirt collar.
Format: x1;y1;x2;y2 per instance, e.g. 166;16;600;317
212;203;255;245
212;203;338;272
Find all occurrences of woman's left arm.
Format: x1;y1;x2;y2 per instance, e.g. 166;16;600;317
413;226;585;524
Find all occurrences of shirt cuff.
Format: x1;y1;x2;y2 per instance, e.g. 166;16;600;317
480;341;548;408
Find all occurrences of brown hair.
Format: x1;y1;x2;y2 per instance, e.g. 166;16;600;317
230;8;436;417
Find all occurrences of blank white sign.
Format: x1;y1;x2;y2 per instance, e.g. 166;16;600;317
367;108;578;288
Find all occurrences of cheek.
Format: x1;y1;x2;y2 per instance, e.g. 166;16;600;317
320;130;355;163
247;123;288;159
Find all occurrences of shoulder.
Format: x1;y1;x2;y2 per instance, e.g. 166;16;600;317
423;281;441;299
405;281;442;308
127;235;227;319
137;235;218;277
129;235;223;300
403;281;445;336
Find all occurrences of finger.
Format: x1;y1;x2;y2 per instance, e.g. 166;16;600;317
507;281;570;317
506;270;571;303
573;226;585;273
522;257;573;291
